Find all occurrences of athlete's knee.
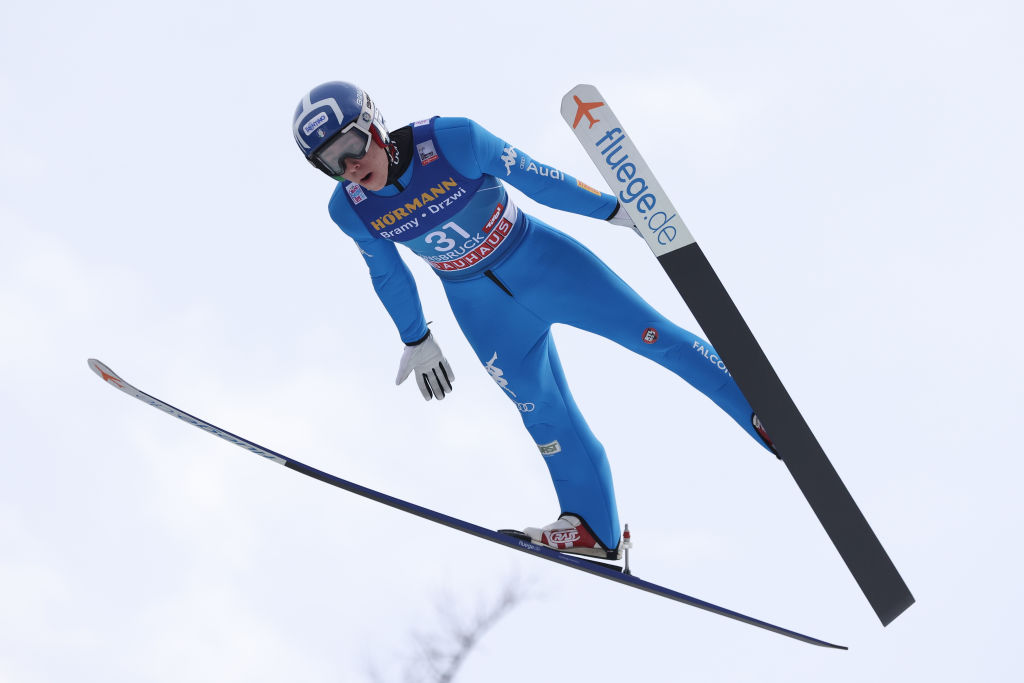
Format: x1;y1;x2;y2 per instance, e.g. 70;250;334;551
519;399;566;430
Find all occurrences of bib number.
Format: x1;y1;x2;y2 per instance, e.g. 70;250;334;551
425;222;471;252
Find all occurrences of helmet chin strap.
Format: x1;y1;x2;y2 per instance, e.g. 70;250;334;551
367;124;399;166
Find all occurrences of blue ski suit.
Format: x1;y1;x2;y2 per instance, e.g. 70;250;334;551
328;117;767;550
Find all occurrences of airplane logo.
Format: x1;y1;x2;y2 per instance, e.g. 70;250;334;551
98;368;125;388
89;359;126;389
570;95;603;129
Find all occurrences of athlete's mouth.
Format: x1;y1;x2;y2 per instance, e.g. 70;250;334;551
360;171;373;184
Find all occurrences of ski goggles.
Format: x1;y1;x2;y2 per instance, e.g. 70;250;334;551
309;125;373;177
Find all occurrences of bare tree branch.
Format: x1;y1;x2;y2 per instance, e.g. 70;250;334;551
365;573;533;683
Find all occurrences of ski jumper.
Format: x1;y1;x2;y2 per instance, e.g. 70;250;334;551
328;117;768;550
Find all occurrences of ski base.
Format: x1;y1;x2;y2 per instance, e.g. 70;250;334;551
658;243;915;625
560;83;913;626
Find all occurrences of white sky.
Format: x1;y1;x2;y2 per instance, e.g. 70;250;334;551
2;0;1023;680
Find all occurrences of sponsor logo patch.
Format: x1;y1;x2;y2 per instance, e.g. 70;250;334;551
577;180;602;196
538;440;562;456
346;182;368;205
414;119;431;127
500;146;517;176
482;203;504;232
302;112;329;136
417;140;439;165
485;352;515;397
642;327;659;344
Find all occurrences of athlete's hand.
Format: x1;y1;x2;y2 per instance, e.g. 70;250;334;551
606;202;643;237
395;331;455;401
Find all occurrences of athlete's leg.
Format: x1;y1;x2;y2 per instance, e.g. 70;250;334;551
539;336;620;546
522;220;770;451
442;274;621;550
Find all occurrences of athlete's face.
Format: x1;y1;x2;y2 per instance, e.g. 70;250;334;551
340;139;388;191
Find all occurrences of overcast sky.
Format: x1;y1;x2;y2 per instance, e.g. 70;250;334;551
3;1;1023;680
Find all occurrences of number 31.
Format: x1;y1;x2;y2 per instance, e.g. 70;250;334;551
424;222;471;252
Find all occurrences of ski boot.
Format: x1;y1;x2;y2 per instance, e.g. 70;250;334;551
752;413;781;460
505;513;622;560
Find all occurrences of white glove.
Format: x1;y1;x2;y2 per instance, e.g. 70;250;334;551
606;202;643;237
395;331;455;401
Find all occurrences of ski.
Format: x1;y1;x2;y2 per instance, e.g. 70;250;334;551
88;358;845;650
561;85;913;626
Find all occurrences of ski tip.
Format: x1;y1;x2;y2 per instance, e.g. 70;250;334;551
88;359;126;388
560;84;607;129
560;84;600;109
564;83;597;94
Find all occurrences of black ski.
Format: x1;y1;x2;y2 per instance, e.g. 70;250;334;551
88;358;845;649
561;84;913;626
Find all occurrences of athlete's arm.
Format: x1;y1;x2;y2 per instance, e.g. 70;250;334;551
434;117;618;220
328;190;429;344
